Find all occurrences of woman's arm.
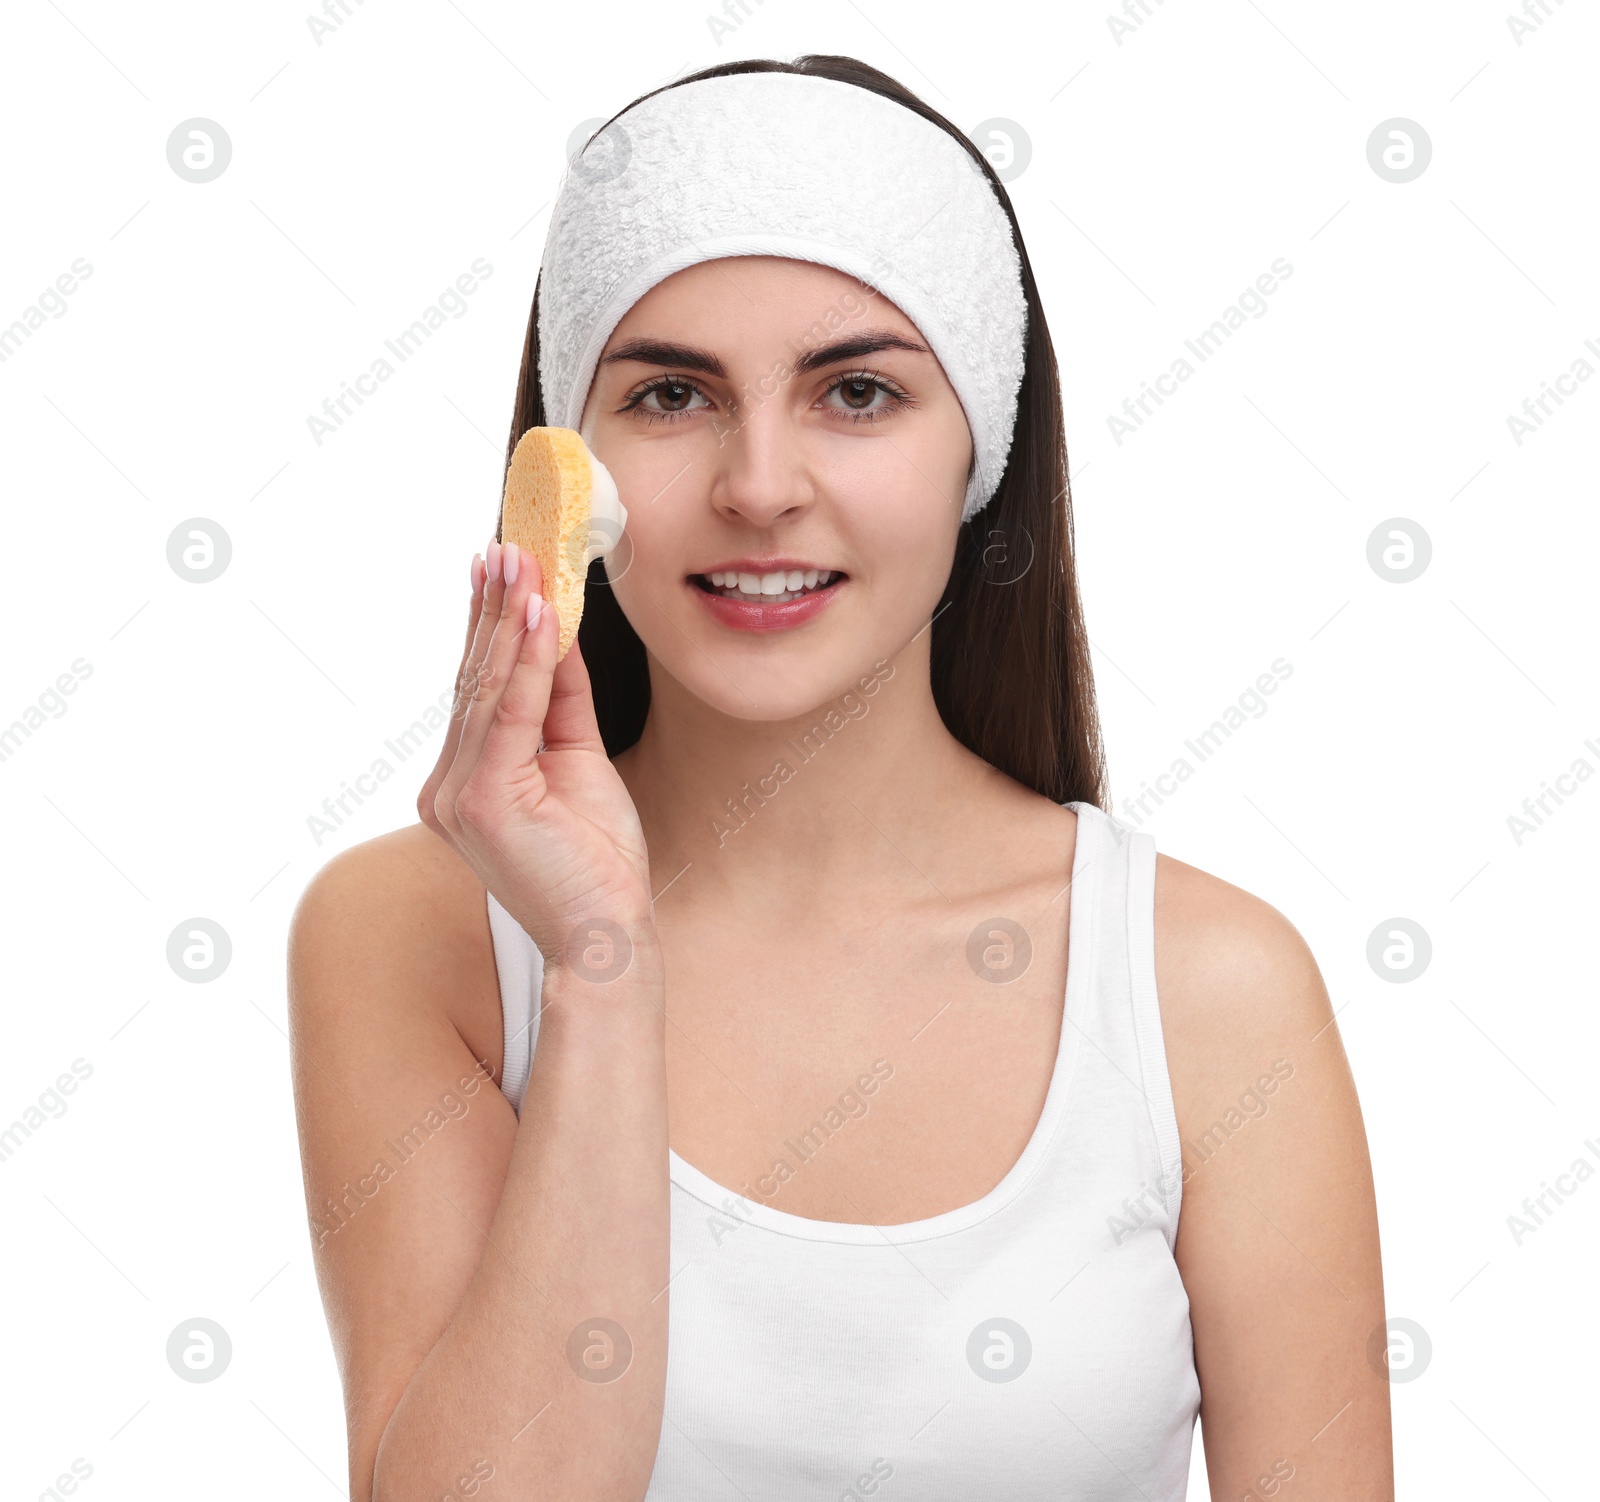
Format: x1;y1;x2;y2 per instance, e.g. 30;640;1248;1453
287;826;670;1502
1154;854;1394;1500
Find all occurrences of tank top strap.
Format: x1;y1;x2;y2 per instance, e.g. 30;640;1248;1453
487;889;542;1116
1064;801;1185;1247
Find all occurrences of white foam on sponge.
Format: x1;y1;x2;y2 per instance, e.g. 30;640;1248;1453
582;442;627;566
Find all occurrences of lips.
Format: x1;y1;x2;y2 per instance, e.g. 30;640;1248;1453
686;570;847;631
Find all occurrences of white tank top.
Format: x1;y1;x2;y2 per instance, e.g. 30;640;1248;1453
487;798;1201;1497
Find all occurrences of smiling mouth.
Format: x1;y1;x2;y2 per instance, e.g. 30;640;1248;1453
690;569;847;604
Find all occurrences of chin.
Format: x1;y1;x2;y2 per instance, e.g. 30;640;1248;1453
681;657;853;720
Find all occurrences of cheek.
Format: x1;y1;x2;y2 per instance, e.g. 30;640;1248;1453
602;485;705;638
604;501;676;614
817;402;972;512
842;484;962;635
601;451;690;553
846;452;966;568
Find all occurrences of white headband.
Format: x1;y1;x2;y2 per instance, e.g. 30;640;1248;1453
535;70;1029;523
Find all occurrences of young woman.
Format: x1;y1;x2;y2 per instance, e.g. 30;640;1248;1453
288;55;1392;1502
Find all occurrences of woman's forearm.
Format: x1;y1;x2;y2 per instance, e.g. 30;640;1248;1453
371;959;670;1502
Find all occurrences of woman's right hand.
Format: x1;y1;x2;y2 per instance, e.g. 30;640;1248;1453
418;540;657;972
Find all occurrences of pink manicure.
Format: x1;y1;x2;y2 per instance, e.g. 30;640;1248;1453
504;542;520;587
486;540;502;584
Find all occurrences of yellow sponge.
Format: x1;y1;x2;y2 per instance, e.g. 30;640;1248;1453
499;427;626;661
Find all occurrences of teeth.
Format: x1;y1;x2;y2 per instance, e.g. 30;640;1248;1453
704;569;837;602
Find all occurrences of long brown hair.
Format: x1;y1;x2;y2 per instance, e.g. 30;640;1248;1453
499;54;1107;810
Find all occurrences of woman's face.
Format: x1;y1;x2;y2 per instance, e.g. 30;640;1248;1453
579;255;972;719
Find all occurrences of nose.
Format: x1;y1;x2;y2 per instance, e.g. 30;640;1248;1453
706;396;817;527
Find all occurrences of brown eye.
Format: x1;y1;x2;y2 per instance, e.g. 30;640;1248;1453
623;378;711;423
653;380;696;411
820;372;911;424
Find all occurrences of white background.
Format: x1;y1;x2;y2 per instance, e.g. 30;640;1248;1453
1;0;1595;1497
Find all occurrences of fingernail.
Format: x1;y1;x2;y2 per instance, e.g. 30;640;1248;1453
504;541;520;587
487;540;502;584
471;553;483;591
527;592;544;631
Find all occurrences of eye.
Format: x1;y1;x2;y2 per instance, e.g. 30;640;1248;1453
620;376;712;424
821;371;915;424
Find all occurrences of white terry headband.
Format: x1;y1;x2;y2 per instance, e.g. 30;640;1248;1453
536;70;1029;524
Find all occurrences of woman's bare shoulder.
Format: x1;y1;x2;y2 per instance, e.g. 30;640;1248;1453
1150;849;1330;1058
1148;847;1350;1227
289;822;506;1087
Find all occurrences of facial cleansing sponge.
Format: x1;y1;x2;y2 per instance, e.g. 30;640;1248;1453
499;427;628;661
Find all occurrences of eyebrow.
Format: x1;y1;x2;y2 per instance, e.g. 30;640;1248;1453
599;329;931;379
